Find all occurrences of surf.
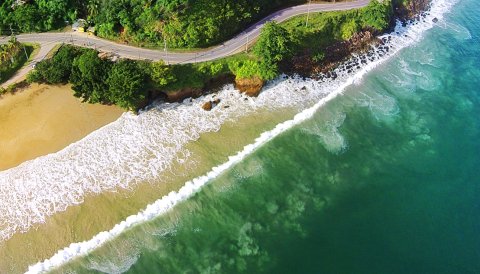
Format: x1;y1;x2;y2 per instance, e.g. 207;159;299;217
25;0;458;272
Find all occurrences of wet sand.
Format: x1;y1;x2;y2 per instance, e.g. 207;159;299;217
0;84;124;171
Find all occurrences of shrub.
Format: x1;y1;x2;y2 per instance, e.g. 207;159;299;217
149;60;177;88
341;19;360;40
27;45;81;84
106;59;148;111
70;49;111;104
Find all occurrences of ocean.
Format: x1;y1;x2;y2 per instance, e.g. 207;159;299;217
3;0;479;272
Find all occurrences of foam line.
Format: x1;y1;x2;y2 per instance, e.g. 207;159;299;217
25;1;457;272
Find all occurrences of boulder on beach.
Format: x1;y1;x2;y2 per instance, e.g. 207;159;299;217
234;76;264;97
202;98;221;111
202;101;213;111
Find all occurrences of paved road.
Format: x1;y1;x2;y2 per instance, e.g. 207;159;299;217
1;43;57;88
1;0;369;87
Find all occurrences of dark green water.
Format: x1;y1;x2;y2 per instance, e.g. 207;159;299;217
58;0;480;273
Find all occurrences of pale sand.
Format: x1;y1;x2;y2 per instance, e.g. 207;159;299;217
0;106;296;273
0;84;124;171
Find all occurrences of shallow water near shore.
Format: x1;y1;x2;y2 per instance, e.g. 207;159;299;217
1;0;479;272
0;105;297;273
46;0;480;272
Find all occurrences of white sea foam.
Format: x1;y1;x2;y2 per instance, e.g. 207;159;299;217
24;1;458;272
87;243;140;274
302;112;348;154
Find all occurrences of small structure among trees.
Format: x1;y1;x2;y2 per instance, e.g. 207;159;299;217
72;19;87;32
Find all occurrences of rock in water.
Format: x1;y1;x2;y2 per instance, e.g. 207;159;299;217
202;101;213;111
234;76;264;97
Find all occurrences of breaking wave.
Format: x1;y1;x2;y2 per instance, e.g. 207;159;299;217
24;0;458;272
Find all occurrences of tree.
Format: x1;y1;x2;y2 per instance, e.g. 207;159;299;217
149;60;176;88
341;19;360;40
27;45;80;84
36;0;69;30
0;38;27;83
87;0;100;20
253;21;293;80
70;49;111;103
106;59;147;111
13;5;40;32
228;60;261;79
361;0;392;31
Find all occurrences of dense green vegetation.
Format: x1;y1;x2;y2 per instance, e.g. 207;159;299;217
1;0;303;48
27;44;80;84
25;0;395;111
283;0;392;59
27;46;149;111
231;0;392;79
26;44;259;110
24;45;231;109
0;38;33;84
0;0;78;33
93;0;305;48
253;22;293;80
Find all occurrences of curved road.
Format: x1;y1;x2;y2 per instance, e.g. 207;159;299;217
1;0;369;87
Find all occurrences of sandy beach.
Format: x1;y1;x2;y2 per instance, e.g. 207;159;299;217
0;84;123;171
0;102;296;273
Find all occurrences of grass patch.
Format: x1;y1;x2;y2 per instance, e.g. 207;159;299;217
45;43;64;59
163;53;255;92
0;42;36;84
23;42;40;64
281;0;392;54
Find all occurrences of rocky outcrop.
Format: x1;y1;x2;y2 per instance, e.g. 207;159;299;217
166;87;203;103
395;0;431;21
234;76;264;97
287;30;379;76
202;101;213;111
162;74;234;105
202;98;221;111
324;31;378;64
204;74;235;93
153;0;431;111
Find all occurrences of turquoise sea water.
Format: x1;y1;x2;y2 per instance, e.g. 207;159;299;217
56;0;479;273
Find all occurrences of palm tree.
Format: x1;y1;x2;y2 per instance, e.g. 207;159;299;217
87;0;100;22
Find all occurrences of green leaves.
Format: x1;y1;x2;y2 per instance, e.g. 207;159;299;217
254;21;293;65
229;60;261;80
70;49;111;104
29;46;150;111
360;0;392;31
106;59;147;111
1;0;78;32
27;45;80;84
0;39;30;84
253;21;293;80
149;60;176;88
13;5;41;32
341;19;360;40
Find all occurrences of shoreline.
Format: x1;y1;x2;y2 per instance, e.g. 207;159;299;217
0;0;441;272
155;0;434;104
0;84;123;171
0;105;298;273
25;0;454;271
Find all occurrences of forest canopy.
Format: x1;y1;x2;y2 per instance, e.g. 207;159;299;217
0;0;303;48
